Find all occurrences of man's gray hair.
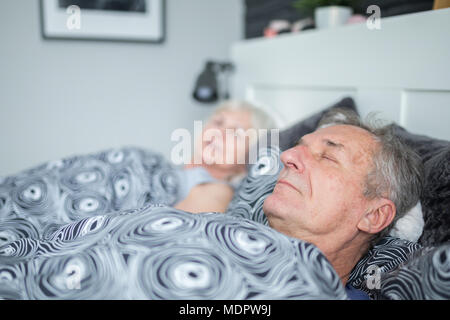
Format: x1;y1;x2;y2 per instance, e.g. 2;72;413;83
318;108;425;247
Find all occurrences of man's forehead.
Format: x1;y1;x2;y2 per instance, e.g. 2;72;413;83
305;124;374;143
299;124;378;162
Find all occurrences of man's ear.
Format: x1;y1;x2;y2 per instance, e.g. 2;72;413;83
357;199;396;234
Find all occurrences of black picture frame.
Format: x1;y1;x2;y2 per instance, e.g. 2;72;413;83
40;0;165;44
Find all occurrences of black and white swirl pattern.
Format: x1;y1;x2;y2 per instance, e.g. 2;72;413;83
0;206;347;299
0;263;27;299
379;243;450;300
227;146;282;225
0;218;40;246
100;148;129;165
204;216;295;289
112;208;200;249
135;244;247;299
347;236;422;296
0;183;14;220
10;177;58;218
0;238;40;260
60;162;107;192
1;215;111;261
293;241;348;299
424;245;450;299
250;146;282;177
64;191;111;220
111;168;133;210
24;248;124;299
46;215;111;242
139;150;167;174
109;163;149;211
0;146;182;238
148;168;180;205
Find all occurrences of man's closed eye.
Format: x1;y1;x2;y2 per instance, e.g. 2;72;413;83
321;153;338;163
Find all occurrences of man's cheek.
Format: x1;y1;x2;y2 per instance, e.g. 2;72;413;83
322;172;353;195
319;176;342;195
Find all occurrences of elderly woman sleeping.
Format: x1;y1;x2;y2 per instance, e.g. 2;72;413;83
174;100;275;213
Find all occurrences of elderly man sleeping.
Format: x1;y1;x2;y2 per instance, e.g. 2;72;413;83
263;108;424;294
0;108;424;300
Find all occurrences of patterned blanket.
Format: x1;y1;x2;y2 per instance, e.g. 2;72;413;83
0;147;181;241
0;147;347;299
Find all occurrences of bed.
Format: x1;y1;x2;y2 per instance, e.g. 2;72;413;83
0;9;449;300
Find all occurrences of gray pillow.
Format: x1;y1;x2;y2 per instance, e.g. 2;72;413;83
392;125;450;247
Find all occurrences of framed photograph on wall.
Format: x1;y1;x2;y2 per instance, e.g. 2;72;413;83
40;0;165;43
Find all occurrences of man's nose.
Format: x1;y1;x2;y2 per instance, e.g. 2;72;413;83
280;146;306;173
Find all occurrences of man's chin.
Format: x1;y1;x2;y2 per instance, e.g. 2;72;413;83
263;192;303;224
262;193;283;219
263;206;288;236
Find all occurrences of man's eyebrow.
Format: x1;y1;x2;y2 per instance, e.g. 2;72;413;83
323;139;345;150
295;138;345;148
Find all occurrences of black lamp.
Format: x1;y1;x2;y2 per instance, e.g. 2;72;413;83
192;61;234;104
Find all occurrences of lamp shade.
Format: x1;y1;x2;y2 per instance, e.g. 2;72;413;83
192;62;218;103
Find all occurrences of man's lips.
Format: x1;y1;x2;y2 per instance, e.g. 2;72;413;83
277;179;302;194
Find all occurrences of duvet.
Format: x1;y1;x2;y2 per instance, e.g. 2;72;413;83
0;206;347;299
0;147;347;300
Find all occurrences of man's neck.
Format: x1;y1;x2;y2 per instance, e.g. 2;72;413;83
297;230;369;285
267;218;370;284
316;235;369;284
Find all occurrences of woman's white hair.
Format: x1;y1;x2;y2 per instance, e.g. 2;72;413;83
212;100;276;131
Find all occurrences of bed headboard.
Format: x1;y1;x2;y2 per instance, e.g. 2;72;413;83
231;8;450;141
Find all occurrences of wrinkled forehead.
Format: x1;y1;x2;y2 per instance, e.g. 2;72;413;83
305;124;379;164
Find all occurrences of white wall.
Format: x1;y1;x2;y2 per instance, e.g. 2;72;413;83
231;9;450;140
0;0;243;176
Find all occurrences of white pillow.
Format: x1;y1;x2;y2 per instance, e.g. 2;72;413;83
389;202;424;242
